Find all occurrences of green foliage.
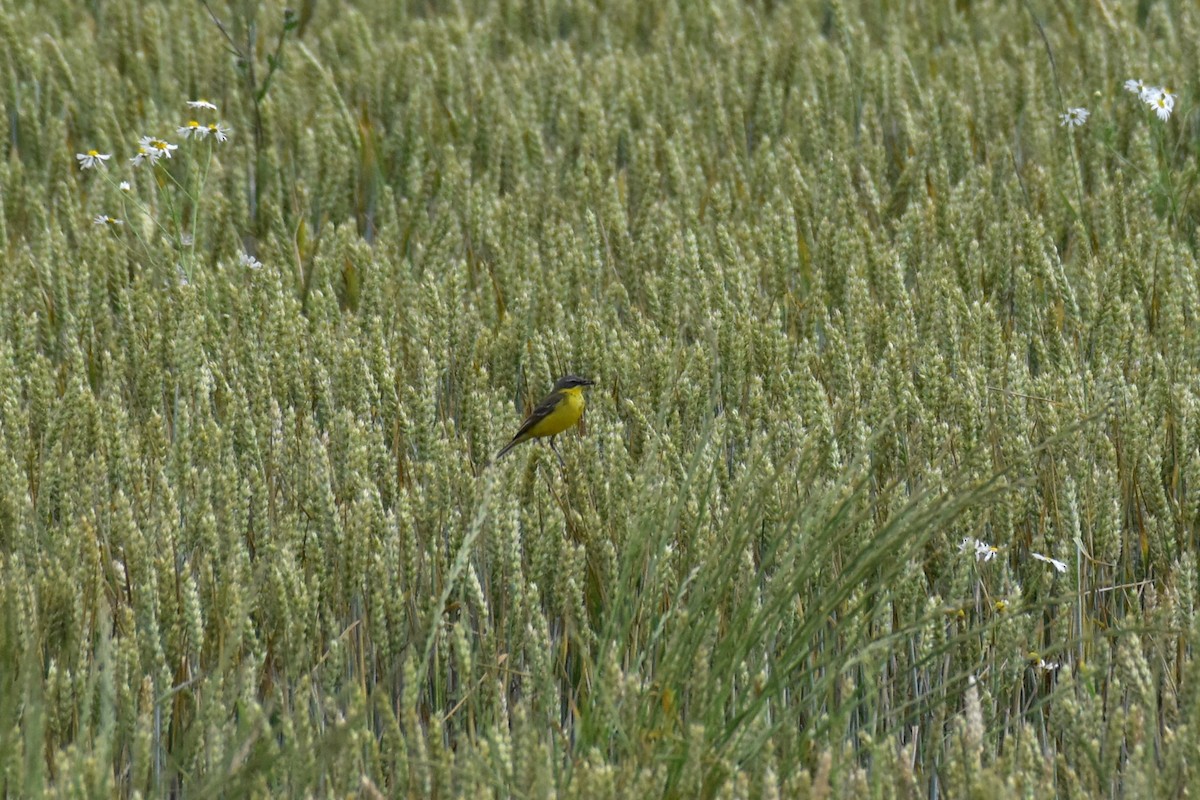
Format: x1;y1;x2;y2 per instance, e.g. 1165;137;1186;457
2;0;1200;796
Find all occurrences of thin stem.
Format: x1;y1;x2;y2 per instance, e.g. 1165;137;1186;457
1024;0;1091;252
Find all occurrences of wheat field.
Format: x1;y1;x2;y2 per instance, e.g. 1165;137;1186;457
2;0;1200;796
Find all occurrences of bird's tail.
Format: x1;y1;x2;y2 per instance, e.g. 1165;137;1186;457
495;437;522;460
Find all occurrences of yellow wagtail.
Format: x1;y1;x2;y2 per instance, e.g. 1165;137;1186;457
497;375;595;460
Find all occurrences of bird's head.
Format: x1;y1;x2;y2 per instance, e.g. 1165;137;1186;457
553;375;595;391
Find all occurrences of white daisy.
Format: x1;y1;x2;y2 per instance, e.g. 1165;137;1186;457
239;251;264;270
177;120;209;140
149;137;178;160
959;537;998;562
187;99;218;111
119;181;132;192
1059;107;1090;128
1146;88;1175;121
137;135;178;162
76;149;111;170
93;214;123;226
1124;78;1151;100
1031;552;1067;573
207;122;232;143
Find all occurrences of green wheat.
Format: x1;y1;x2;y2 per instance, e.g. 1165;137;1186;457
1;0;1199;797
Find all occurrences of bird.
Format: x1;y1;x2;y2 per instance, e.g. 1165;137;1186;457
496;375;595;461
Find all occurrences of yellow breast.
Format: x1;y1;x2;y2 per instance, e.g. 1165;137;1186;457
527;386;585;438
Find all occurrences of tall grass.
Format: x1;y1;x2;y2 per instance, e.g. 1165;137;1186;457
2;0;1200;796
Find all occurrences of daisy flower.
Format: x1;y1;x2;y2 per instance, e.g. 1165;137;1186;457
1031;552;1067;573
239;252;264;270
207;122;232;143
187;99;218;111
959;537;999;562
1146;88;1175;121
93;214;123;226
148;137;179;160
119;181;132;192
130;145;152;167
177;120;209;140
1124;78;1152;100
1059;107;1090;128
76;149;111;170
136;135;178;162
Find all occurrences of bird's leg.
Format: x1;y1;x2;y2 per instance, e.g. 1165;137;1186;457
550;436;564;467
